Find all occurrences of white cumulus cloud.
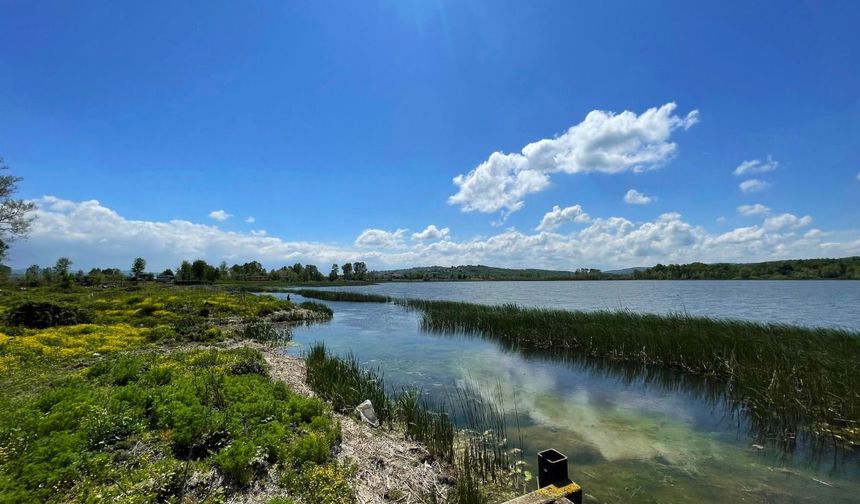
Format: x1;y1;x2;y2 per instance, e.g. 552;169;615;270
19;196;357;270
354;228;407;248
737;203;771;216
739;179;771;193
245;216;255;223
448;102;698;215
536;205;591;232
411;225;450;241
734;156;778;176
12;196;860;273
623;189;655;205
209;209;232;222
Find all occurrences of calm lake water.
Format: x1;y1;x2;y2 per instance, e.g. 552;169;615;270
311;280;860;330
272;282;860;503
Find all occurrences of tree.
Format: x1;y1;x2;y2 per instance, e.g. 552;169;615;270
0;158;36;262
353;262;367;280
23;264;41;286
55;257;72;277
191;260;208;282
341;262;353;280
55;257;72;288
291;263;304;276
305;264;322;281
132;257;147;277
177;261;193;281
329;264;339;281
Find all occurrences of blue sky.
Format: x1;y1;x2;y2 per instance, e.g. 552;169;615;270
2;1;859;271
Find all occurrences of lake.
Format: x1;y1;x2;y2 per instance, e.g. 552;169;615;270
272;282;860;503
307;280;860;330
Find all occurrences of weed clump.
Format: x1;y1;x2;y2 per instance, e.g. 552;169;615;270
300;301;334;317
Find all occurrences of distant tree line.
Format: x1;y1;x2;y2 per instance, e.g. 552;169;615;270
631;257;860;280
170;259;371;284
13;257;375;286
13;256;860;287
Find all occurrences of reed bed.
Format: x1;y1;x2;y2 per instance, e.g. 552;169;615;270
294;289;860;448
395;387;456;462
288;289;392;303
305;343;392;423
402;299;860;448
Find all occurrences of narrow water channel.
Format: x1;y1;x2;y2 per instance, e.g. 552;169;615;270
276;293;860;503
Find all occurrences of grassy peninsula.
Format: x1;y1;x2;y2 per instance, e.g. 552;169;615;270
291;289;860;449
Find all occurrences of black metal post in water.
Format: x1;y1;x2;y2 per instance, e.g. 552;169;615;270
537;448;569;489
502;448;582;504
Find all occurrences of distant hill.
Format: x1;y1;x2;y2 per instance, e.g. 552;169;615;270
603;267;649;276
628;256;860;280
374;264;601;281
374;257;860;281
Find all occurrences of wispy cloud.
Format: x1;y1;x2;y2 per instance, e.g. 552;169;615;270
245;216;255;223
763;213;812;230
734;156;778;176
623;189;655;205
448;103;698;215
739;179;771;193
737;203;770;216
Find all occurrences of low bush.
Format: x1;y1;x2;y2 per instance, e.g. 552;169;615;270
7;301;92;328
215;439;261;485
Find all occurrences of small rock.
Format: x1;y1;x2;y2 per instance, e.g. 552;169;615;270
356;399;380;427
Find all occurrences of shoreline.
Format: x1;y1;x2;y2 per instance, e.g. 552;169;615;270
257;343;453;504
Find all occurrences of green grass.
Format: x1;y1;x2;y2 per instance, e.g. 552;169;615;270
290;289;860;449
0;284;355;503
